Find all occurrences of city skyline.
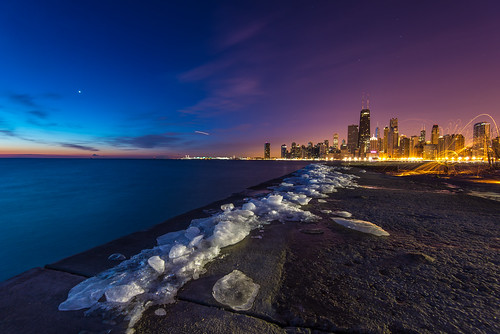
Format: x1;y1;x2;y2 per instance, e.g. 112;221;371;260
268;106;499;160
1;1;500;158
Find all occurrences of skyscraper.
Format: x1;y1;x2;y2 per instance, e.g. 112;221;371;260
358;108;371;156
419;129;426;143
473;122;491;159
370;135;378;153
347;125;359;155
264;142;270;160
452;134;465;157
410;136;419;158
281;144;287;159
383;126;389;156
388;118;398;158
431;125;440;145
492;137;500;159
400;136;410;158
332;133;339;150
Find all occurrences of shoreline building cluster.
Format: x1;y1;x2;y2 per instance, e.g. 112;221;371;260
265;105;500;162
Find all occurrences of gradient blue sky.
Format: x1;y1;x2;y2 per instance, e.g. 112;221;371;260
1;0;499;157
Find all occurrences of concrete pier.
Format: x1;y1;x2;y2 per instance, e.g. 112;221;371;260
1;166;499;333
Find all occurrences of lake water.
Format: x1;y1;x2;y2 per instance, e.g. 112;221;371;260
0;159;310;281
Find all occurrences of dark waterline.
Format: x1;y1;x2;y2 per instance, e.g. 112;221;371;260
0;159;310;281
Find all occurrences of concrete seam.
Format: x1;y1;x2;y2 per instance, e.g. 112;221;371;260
44;265;92;278
176;296;339;333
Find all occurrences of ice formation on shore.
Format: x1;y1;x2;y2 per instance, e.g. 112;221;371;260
331;210;352;218
332;217;389;236
59;164;359;330
212;270;260;311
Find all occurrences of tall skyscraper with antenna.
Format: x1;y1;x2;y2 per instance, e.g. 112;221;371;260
358;94;371;156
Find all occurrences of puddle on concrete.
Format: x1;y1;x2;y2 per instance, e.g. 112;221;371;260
468;191;500;202
359;184;461;195
359;185;402;191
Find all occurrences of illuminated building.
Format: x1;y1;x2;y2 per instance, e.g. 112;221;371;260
281;144;287;159
431;124;440;145
332;133;339;150
423;144;437;160
340;140;349;159
438;135;451;159
306;142;314;159
264;142;270;160
453;134;465;156
419;129;426;143
347;124;358;155
358;108;371;156
300;145;307;159
318;142;327;159
399;135;410;158
290;142;300;159
388;118;399;158
410;136;419;158
473;122;490;159
370;135;378;155
492;137;500;159
383;126;389;157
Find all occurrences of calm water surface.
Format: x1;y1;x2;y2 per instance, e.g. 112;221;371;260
0;159;309;281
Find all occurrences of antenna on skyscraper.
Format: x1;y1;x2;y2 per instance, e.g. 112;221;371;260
366;93;370;109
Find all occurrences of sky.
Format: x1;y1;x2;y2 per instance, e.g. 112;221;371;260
0;0;499;158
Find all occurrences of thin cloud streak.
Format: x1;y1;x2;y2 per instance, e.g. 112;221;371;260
195;131;210;135
109;134;183;149
60;143;100;152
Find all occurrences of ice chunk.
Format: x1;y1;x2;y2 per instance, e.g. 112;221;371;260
212;270;260;311
188;235;204;248
105;282;144;303
155;308;166;316
242;202;256;211
108;253;126;261
147;256;165;274
209;220;250;248
157;230;184;246
235;209;254;218
58;276;108;310
185;226;201;240
265;194;283;206
221;203;234;211
317;199;327;203
332;218;390;236
321;209;332;214
169;244;190;259
285;193;311;205
332;211;352;218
